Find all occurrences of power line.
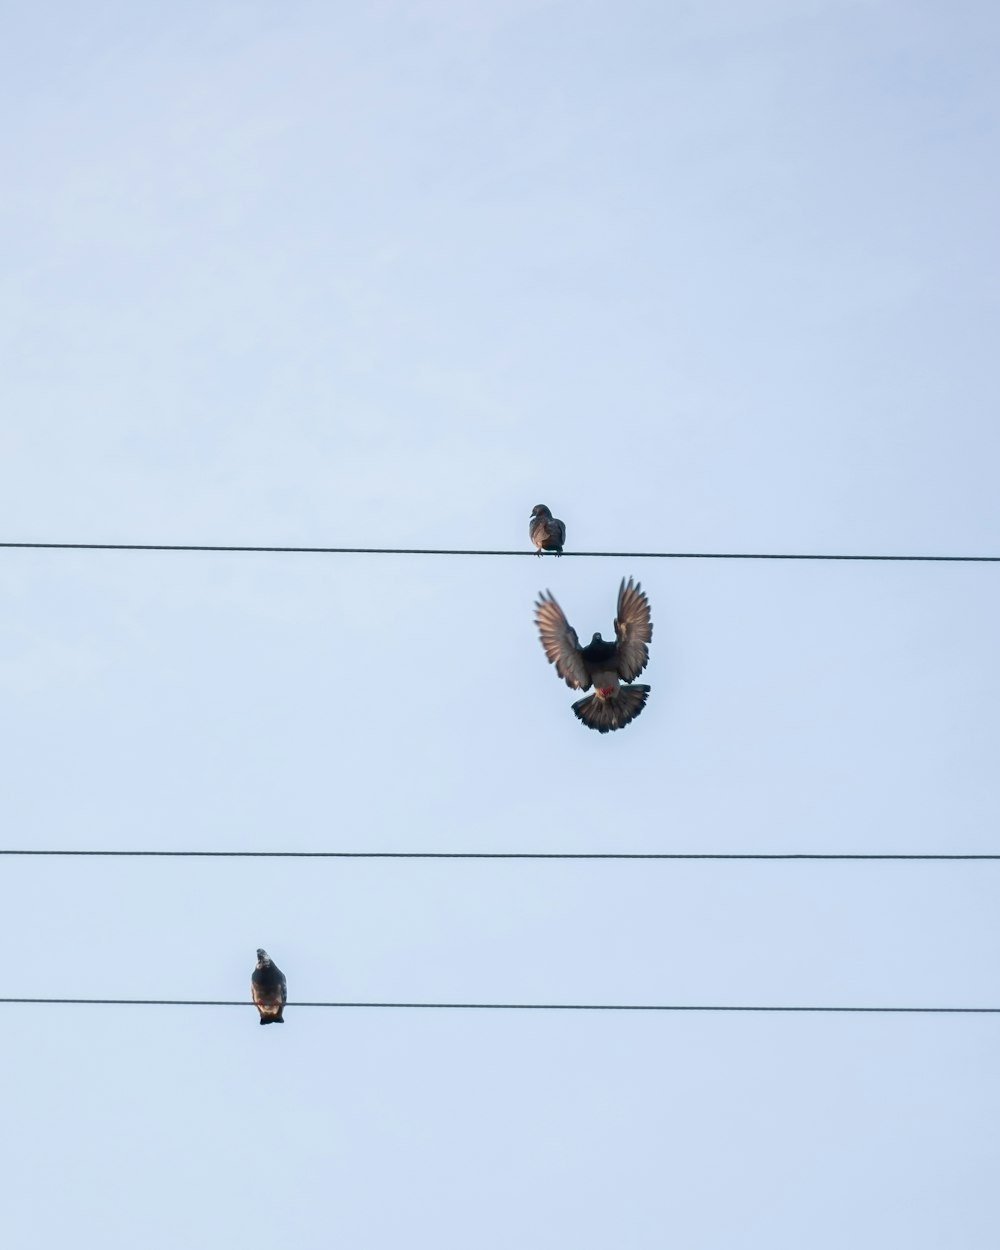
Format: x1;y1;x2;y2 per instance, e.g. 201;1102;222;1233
1;850;997;860
1;541;997;562
1;998;996;1013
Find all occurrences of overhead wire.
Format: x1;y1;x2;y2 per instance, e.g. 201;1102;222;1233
5;543;995;1017
1;998;996;1013
1;850;998;860
1;541;997;562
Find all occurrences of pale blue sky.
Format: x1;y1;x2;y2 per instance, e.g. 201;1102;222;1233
1;3;998;1247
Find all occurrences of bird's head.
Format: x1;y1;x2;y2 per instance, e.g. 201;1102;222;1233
531;504;551;519
591;632;605;645
256;948;270;966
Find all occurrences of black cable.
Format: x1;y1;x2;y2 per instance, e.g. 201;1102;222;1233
0;998;996;1013
1;542;997;562
1;850;997;860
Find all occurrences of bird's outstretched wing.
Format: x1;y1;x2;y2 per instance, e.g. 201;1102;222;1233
535;590;591;689
614;577;653;681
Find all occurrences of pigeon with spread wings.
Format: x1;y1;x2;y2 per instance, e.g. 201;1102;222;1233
529;504;566;555
251;949;287;1025
534;578;652;733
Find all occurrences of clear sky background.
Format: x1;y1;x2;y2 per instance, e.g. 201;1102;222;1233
2;2;998;1246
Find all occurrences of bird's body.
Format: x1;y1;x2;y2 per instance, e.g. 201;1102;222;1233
534;578;653;732
251;949;287;1025
529;504;566;555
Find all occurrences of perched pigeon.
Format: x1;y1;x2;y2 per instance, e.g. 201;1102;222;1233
534;577;653;733
251;949;287;1025
529;504;566;556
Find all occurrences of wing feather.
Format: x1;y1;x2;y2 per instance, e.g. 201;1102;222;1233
614;577;653;681
535;591;591;689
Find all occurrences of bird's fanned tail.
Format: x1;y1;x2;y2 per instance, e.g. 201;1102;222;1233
572;684;650;733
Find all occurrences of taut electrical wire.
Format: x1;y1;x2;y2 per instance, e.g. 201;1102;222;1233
1;850;997;860
1;999;997;1013
1;542;997;562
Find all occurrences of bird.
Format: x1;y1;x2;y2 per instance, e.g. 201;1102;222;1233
534;577;653;733
251;949;287;1025
529;504;566;555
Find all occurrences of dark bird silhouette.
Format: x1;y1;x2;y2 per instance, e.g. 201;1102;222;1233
251;949;287;1025
529;504;566;555
534;577;652;733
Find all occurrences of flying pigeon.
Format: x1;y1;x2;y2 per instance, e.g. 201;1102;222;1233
529;504;566;556
251;949;287;1025
534;577;653;733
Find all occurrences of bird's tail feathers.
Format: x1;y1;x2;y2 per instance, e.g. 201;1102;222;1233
572;685;650;733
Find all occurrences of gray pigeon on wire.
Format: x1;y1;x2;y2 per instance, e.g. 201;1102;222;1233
529;504;566;555
251;949;287;1025
534;578;653;733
